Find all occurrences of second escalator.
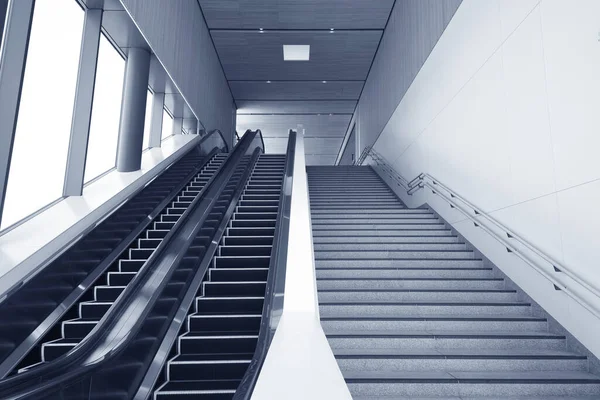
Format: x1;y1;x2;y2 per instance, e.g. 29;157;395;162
153;154;286;399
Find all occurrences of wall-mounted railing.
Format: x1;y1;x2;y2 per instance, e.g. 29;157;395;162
363;148;600;320
354;144;372;166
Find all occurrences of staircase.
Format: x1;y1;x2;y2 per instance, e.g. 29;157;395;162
154;154;286;399
307;166;600;399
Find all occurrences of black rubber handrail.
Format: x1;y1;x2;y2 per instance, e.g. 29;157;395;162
234;130;296;399
0;130;259;398
205;128;230;153
0;130;227;377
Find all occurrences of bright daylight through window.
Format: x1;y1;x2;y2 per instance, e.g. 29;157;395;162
161;109;174;140
1;0;84;230
84;34;125;183
142;89;152;150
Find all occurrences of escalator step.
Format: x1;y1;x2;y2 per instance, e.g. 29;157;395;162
95;285;126;302
188;314;261;333
168;357;251;381
41;338;78;362
119;259;146;272
219;245;272;257
178;334;258;354
208;268;268;283
214;256;271;269
203;282;266;297
62;319;96;339
79;301;112;319
195;296;264;314
108;271;136;286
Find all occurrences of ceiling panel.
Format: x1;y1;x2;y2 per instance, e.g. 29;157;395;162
236;100;356;115
199;0;395;30
229;80;363;100
237;114;351;138
212;30;382;80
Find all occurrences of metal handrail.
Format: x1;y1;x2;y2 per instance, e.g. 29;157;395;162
364;147;600;319
354;144;372;166
364;147;412;192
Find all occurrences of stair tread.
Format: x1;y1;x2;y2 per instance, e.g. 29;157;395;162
325;330;564;338
333;348;584;358
343;370;600;382
319;300;530;305
321;314;543;321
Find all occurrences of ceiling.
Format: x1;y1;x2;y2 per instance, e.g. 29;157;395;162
197;0;395;164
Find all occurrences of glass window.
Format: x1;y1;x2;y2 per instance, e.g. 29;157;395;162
142;89;152;150
161;109;173;140
1;0;84;230
84;34;125;183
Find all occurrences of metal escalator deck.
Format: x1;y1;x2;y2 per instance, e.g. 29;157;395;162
154;154;286;400
0;148;217;373
8;153;228;374
307;166;600;399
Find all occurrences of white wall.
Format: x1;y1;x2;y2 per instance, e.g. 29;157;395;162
371;0;600;356
355;0;462;152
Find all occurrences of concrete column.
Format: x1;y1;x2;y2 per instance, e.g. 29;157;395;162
63;8;102;196
116;47;151;172
0;0;34;225
172;117;183;136
148;91;164;148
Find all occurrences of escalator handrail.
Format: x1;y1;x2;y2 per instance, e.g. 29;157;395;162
0;146;223;379
0;130;260;398
132;145;264;400
233;130;297;400
206;128;230;153
239;128;265;153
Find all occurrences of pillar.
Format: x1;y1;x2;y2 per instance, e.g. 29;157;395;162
115;47;151;172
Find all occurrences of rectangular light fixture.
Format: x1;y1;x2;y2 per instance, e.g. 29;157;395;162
283;45;310;61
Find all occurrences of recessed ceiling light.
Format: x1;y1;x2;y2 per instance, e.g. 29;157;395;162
322;80;327;84
266;80;271;83
283;45;310;61
330;28;335;33
259;28;264;33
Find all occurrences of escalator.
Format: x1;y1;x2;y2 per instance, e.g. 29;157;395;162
153;153;286;399
0;129;291;400
31;154;228;368
0;131;228;377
